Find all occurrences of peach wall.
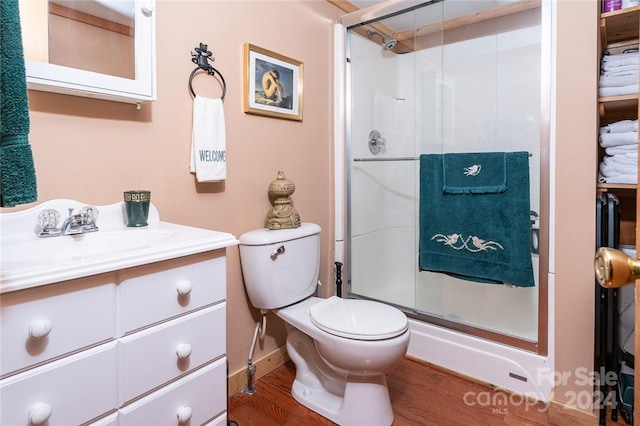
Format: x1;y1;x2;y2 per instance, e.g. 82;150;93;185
553;0;599;412
6;0;343;380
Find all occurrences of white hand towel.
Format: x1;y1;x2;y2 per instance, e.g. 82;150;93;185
190;96;227;182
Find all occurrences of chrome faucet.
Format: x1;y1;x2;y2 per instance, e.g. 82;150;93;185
60;208;84;235
37;206;99;237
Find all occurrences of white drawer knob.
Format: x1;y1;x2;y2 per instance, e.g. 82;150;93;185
176;280;192;296
29;403;52;425
176;406;193;423
176;343;192;359
29;319;52;339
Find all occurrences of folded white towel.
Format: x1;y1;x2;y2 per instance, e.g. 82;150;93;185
190;96;227;182
606;144;638;156
602;153;638;167
598;172;638;184
619;154;638;165
604;145;638;155
599;73;639;88
600;119;638;134
602;52;640;70
599;84;639;97
602;65;639;77
599;131;639;147
599;159;637;177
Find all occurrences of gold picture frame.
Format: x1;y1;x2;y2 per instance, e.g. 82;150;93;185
243;44;303;121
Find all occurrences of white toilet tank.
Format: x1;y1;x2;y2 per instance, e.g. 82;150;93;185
239;223;321;310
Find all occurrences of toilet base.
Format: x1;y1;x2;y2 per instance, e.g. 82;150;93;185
291;374;394;426
286;327;394;426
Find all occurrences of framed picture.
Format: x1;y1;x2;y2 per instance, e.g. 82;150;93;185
243;43;303;121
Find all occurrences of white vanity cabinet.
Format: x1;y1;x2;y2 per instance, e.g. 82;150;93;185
0;249;230;425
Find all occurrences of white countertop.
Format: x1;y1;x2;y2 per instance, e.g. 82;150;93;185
0;199;238;293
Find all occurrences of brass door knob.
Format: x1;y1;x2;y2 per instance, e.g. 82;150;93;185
595;247;640;288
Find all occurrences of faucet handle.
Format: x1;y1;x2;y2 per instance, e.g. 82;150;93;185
37;209;60;229
37;209;62;237
79;205;99;232
79;206;99;223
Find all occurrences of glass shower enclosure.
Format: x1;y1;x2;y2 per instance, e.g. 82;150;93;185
343;0;548;353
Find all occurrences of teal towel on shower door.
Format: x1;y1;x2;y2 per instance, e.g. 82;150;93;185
419;152;534;287
0;0;37;207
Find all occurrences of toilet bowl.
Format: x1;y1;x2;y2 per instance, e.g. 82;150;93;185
238;224;410;426
276;297;409;426
278;296;409;375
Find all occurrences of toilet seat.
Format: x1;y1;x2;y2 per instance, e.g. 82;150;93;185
309;296;408;341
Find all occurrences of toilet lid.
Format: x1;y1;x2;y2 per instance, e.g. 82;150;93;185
309;296;408;341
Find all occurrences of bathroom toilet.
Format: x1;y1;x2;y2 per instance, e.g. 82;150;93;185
238;223;410;426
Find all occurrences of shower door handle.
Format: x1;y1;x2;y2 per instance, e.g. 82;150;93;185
595;247;639;288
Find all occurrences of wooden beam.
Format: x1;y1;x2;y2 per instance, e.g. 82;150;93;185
325;0;359;14
328;0;540;54
396;0;541;42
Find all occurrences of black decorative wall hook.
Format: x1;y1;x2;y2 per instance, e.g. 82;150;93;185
189;43;226;99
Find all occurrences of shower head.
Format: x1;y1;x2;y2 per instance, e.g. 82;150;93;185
366;30;397;51
382;38;397;51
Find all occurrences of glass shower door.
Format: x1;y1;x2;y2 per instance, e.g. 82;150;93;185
347;0;546;350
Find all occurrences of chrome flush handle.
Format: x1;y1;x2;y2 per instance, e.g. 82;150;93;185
271;245;285;260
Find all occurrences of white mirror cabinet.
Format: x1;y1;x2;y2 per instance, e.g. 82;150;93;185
19;0;156;104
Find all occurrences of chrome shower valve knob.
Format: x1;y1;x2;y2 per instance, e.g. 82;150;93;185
368;130;386;155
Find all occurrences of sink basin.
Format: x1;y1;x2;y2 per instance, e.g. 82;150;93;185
0;199;238;293
3;229;176;266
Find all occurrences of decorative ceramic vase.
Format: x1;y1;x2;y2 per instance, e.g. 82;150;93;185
265;171;301;230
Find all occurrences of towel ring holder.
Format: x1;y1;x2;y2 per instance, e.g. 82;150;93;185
189;67;226;99
189;43;226;100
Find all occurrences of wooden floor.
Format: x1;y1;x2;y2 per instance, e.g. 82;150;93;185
228;358;553;425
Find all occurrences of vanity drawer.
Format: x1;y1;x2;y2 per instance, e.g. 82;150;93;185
206;412;229;426
119;357;226;426
0;273;116;377
118;251;226;334
118;303;226;404
87;412;118;426
0;341;117;426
